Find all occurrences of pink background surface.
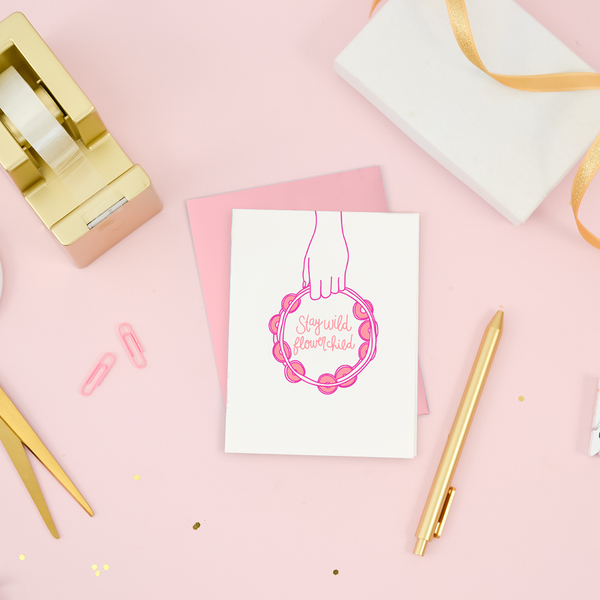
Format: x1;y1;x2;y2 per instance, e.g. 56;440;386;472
1;0;600;598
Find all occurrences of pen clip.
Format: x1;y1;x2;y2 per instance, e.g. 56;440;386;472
434;487;455;539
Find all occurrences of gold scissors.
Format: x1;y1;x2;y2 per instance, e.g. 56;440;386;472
0;385;93;538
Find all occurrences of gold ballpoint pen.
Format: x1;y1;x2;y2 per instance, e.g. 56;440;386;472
414;309;504;556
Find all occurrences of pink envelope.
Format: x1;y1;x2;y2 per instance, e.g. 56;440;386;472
187;167;429;415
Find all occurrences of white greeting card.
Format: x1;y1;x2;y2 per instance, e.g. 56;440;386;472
225;209;419;458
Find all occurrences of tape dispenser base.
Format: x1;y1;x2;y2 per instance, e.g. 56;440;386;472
52;166;162;268
0;12;162;267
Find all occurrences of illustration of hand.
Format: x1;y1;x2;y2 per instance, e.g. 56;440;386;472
302;212;349;300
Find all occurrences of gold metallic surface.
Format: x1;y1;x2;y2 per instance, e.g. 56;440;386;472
55;176;162;268
368;0;600;249
413;311;503;556
0;385;93;538
413;537;427;557
0;12;162;267
0;417;59;538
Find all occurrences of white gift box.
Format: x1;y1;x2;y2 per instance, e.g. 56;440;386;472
334;0;600;225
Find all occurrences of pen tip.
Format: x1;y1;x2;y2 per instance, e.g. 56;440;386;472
488;310;504;331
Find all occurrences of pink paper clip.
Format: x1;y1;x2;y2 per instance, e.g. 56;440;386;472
118;323;146;368
81;353;115;396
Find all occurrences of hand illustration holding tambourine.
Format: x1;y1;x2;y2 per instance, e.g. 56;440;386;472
302;212;349;300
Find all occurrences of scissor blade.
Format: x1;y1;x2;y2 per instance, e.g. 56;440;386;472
0;417;59;538
0;386;93;516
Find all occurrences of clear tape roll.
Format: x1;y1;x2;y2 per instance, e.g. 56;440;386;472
0;66;106;203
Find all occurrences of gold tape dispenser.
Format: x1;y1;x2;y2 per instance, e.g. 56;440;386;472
0;12;162;267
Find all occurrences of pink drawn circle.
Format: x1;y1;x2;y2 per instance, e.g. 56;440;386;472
281;294;301;313
335;365;356;388
358;320;372;341
317;373;338;395
352;300;373;320
271;287;377;394
358;342;368;360
268;314;280;335
285;360;306;383
272;340;292;363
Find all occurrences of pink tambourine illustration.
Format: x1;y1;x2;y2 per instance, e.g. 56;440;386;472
268;212;378;395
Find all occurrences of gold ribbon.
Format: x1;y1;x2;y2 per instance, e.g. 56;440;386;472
369;0;600;248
